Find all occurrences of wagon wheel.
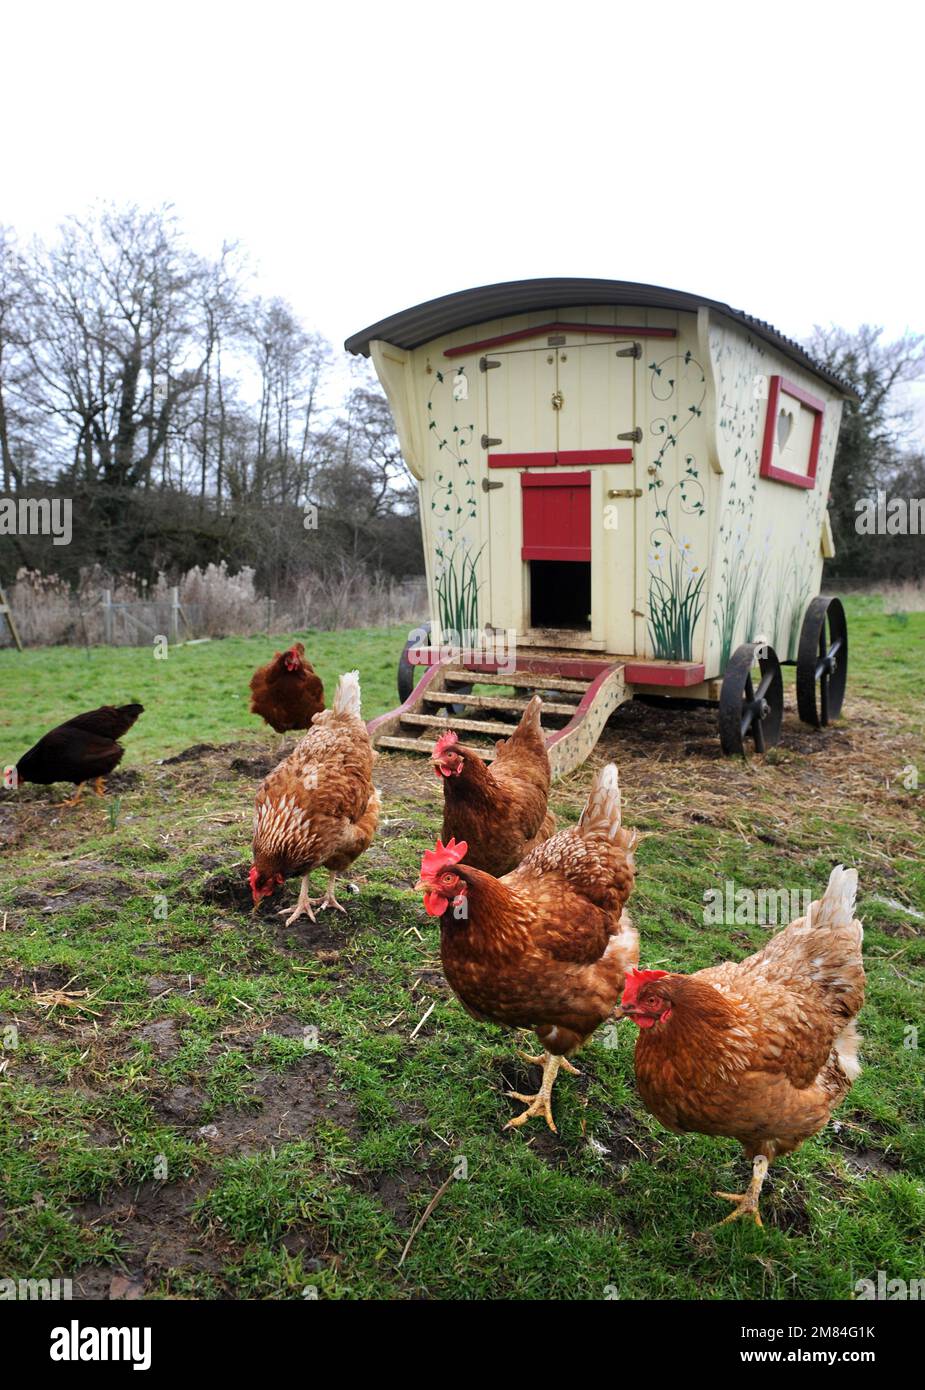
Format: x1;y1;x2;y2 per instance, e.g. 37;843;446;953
397;625;427;703
719;642;784;756
397;622;471;715
796;596;848;727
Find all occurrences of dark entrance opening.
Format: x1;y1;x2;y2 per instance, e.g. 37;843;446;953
529;560;591;630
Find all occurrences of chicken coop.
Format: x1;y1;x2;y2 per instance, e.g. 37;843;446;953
346;279;856;773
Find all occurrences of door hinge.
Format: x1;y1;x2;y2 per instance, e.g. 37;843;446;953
617;427;643;443
608;488;643;499
616;342;642;358
480;356;501;372
482;478;503;492
481;434;502;449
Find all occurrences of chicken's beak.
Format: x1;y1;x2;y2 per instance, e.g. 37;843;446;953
612;1004;628;1021
413;877;427;893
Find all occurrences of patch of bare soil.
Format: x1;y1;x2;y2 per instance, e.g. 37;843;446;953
71;1176;230;1290
8;859;136;916
206;1057;357;1155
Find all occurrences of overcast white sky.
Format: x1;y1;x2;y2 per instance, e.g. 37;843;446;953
4;0;923;432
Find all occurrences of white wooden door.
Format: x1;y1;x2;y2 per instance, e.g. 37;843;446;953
483;348;557;634
557;342;639;653
484;340;640;653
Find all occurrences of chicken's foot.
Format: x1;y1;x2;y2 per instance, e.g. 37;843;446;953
308;872;347;914
60;784;85;807
505;1053;566;1133
714;1154;769;1227
517;1048;580;1076
279;876;317;925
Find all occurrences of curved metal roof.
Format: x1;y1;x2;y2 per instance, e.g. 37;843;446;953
345;277;855;397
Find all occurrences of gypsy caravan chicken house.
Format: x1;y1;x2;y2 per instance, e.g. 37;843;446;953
347;280;855;767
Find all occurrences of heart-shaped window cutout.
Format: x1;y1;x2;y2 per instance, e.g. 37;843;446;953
776;407;795;451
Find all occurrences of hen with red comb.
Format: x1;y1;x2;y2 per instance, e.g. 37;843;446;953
415;761;639;1133
618;866;865;1227
249;641;325;737
431;695;555;875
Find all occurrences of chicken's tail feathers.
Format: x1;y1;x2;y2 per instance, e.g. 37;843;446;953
333;670;362;718
813;864;860;934
518;693;543;734
578;763;623;841
834;1018;863;1083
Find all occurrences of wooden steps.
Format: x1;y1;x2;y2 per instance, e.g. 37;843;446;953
419;689;578;717
377;733;497;760
443;668;590;693
367;656;628;777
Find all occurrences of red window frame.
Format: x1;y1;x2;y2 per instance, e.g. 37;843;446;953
759;375;825;490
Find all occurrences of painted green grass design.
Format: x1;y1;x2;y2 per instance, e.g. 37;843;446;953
743;571;765;646
770;558;814;661
786;572;814;660
713;548;753;671
434;541;483;643
647;552;706;661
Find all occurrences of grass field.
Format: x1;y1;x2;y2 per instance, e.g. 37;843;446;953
0;597;923;1300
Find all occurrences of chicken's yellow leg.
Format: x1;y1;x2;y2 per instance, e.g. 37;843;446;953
61;783;85;807
517;1047;580;1075
714;1154;769;1227
308;872;347;914
279;876;316;925
505;1053;566;1133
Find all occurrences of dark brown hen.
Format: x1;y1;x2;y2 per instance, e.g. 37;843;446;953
16;703;144;804
249;642;325;735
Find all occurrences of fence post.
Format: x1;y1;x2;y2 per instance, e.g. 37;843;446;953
170;587;180;645
0;586;24;651
103;590;113;645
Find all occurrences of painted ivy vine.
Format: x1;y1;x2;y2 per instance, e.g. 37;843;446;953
646;350;707;660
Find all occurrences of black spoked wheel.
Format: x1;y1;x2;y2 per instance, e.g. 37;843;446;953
397;621;471;715
796;596;848;727
397;623;428;703
719;642;784;756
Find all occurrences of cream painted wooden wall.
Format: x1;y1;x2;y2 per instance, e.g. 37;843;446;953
370;304;844;677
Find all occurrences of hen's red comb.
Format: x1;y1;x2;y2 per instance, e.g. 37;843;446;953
433;729;459;759
621;967;669;1007
419;836;468;881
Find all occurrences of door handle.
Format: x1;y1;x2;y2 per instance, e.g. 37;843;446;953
608;488;643;498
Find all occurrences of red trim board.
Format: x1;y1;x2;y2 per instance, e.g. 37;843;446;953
444;321;676;358
489;448;633;469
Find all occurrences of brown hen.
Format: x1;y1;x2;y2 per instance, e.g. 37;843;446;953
250;670;379;924
431;694;555;876
618;865;864;1226
249;642;325;735
416;762;638;1131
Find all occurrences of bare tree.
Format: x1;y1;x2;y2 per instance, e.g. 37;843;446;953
23;205;208;489
0;227;32;490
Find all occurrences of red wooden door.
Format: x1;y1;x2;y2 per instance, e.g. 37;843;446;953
521;471;591;562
